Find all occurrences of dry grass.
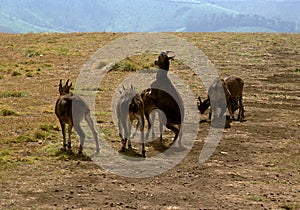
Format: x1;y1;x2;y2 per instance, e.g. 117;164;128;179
0;32;299;209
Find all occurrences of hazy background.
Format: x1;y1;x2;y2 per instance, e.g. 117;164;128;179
0;0;299;33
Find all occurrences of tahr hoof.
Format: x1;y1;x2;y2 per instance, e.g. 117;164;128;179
142;150;146;158
95;148;100;154
238;116;246;122
121;147;126;152
78;150;83;155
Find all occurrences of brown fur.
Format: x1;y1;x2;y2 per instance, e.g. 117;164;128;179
55;79;100;154
223;75;245;121
140;89;164;141
142;51;184;145
198;75;245;121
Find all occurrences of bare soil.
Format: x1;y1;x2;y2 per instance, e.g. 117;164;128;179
0;32;299;209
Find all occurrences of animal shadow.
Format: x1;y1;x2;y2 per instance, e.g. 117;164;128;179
55;149;92;161
118;147;145;158
148;137;186;155
200;116;232;129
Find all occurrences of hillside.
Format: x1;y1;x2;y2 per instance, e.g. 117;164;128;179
205;0;300;23
0;32;299;209
0;0;299;33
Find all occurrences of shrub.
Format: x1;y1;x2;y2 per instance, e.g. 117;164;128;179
111;61;137;72
14;134;35;143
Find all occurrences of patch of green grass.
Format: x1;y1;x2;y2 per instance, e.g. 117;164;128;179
57;47;68;56
44;141;92;161
141;62;154;69
55;150;73;160
0;149;10;157
95;110;110;116
0;149;12;164
33;123;61;141
0;149;37;166
1;108;19;116
40;63;52;71
0;91;28;98
44;141;62;156
101;128;113;136
111;60;137;72
34;130;47;140
14;133;36;143
247;195;265;202
281;202;300;210
0;151;38;166
25;49;43;57
39;123;58;132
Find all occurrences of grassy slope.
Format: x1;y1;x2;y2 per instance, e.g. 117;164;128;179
208;0;300;23
1;31;299;162
0;32;299;209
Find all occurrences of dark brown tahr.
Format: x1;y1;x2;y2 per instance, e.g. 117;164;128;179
198;75;245;122
142;51;184;145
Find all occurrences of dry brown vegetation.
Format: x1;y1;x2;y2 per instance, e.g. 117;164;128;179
0;32;299;209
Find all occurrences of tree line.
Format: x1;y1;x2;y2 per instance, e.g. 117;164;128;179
186;13;299;32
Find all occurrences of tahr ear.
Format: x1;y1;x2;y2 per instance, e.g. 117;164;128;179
59;79;63;94
198;96;202;104
65;79;70;86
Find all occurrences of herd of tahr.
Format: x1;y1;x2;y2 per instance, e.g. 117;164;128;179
55;51;245;157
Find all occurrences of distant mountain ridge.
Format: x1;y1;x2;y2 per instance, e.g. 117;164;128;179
0;0;299;33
